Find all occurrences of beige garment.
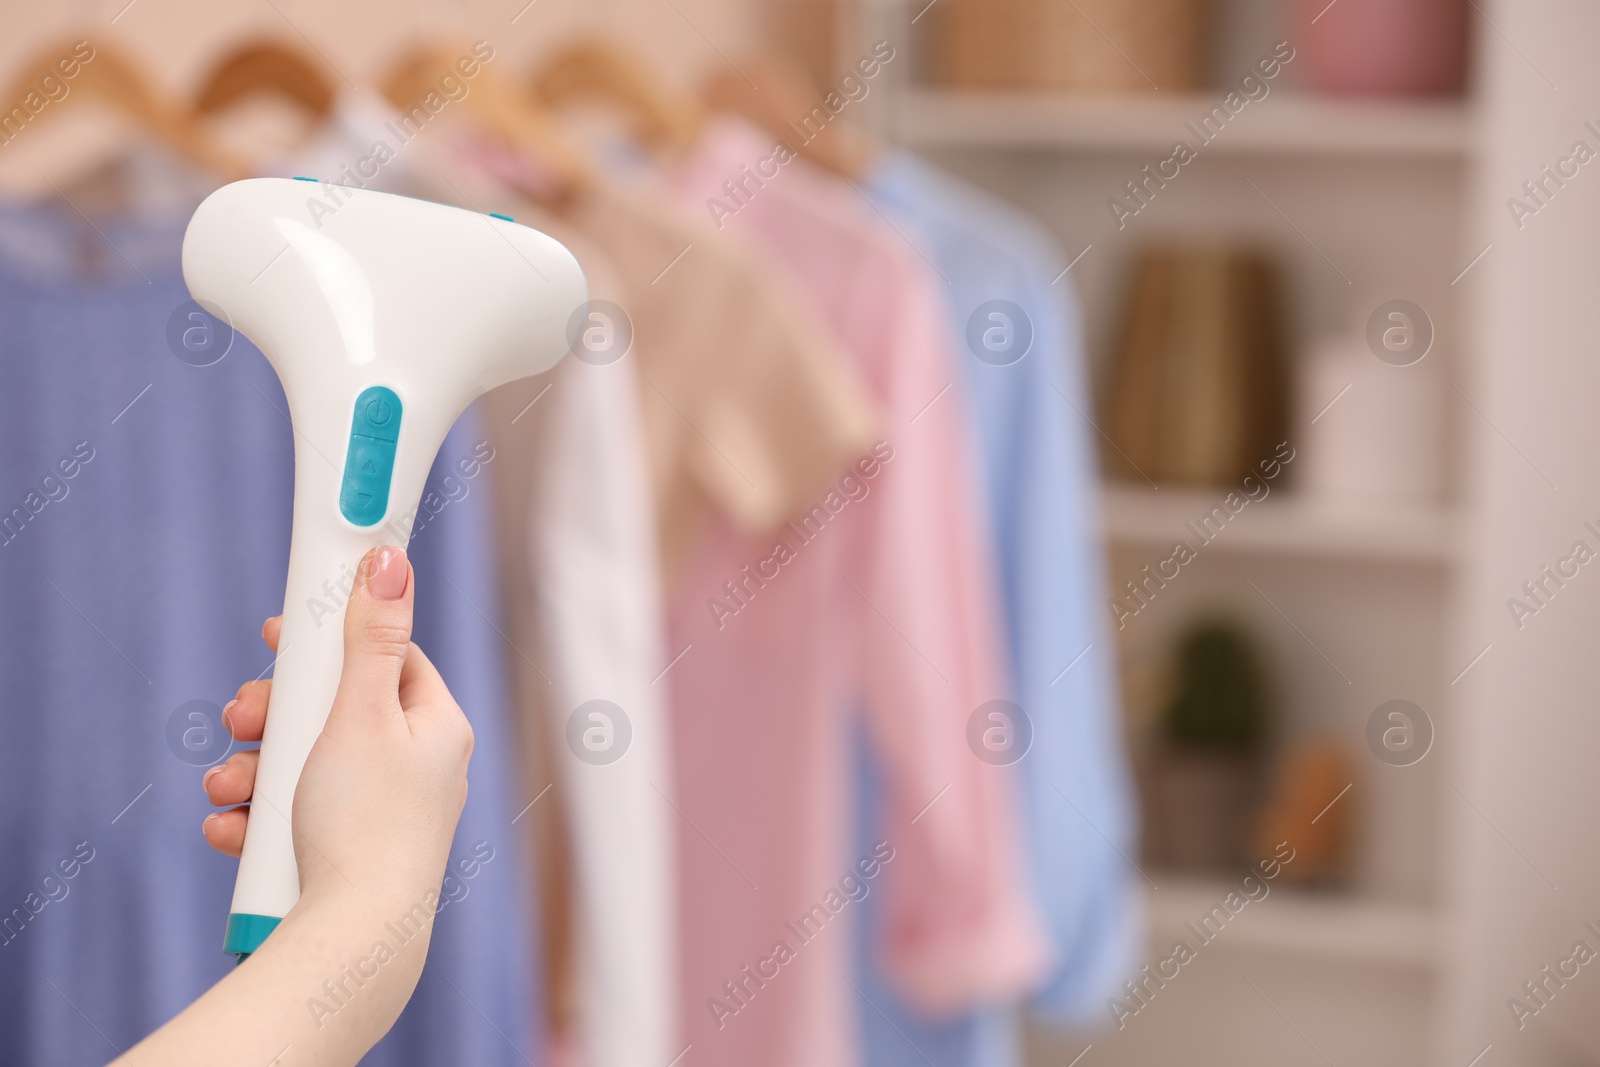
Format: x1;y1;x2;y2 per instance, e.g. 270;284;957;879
487;362;581;1051
566;179;878;579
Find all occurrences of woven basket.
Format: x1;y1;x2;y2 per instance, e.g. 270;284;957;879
933;0;1210;93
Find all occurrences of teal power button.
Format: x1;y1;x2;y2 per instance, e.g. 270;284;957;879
339;387;401;526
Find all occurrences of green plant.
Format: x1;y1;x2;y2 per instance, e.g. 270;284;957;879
1162;618;1268;751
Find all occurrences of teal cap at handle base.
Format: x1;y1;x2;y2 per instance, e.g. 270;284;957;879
224;912;282;960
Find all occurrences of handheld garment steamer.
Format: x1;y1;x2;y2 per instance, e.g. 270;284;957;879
182;178;586;958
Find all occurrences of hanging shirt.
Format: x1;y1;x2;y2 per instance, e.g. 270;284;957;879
851;151;1142;1065
0;165;539;1065
461;123;871;1067
662;118;1049;1067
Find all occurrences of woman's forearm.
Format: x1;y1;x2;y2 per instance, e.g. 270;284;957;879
121;889;437;1067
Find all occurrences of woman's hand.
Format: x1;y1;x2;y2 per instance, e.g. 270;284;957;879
124;545;474;1067
201;543;474;916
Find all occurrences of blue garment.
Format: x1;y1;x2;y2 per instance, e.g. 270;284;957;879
854;154;1141;1064
0;197;539;1065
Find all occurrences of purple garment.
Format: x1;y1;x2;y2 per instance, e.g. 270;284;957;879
0;197;540;1065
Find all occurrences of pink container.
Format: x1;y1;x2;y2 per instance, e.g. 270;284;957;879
1298;0;1469;96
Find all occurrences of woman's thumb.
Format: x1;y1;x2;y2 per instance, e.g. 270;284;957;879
332;545;413;722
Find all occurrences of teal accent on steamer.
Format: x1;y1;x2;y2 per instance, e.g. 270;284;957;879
339;386;402;526
224;912;282;959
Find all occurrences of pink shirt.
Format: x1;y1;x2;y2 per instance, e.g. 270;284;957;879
662;119;1049;1067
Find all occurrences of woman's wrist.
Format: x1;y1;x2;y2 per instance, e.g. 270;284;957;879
238;884;442;1061
276;870;444;972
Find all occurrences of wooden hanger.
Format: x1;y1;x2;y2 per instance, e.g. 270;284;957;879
380;45;593;195
0;39;249;182
702;51;874;180
193;40;336;123
531;38;702;156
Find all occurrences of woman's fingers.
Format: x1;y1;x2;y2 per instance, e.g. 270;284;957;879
261;615;282;653
201;806;249;858
201;617;284;859
203;749;260;808
222;679;271;743
202;749;259;857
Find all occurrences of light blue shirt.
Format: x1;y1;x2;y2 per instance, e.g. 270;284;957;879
0;199;540;1065
854;153;1141;1065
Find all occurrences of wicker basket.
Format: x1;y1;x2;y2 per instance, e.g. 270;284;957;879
933;0;1211;93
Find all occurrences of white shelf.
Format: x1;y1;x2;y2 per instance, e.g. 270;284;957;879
897;91;1473;159
1102;484;1456;566
1146;877;1438;971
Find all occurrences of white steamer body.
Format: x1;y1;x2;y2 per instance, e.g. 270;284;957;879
181;178;585;957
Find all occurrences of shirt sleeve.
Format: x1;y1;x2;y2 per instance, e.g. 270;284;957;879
843;242;1052;1013
576;183;878;579
677;244;878;548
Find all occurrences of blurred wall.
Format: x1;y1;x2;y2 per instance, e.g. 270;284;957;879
1445;0;1600;1062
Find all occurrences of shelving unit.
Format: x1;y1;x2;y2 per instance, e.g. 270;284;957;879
897;90;1474;158
848;2;1471;1064
1102;484;1458;566
1145;877;1439;971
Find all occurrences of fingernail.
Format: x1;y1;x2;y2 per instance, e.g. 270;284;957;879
202;764;225;792
201;813;218;836
365;545;408;600
221;700;237;735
